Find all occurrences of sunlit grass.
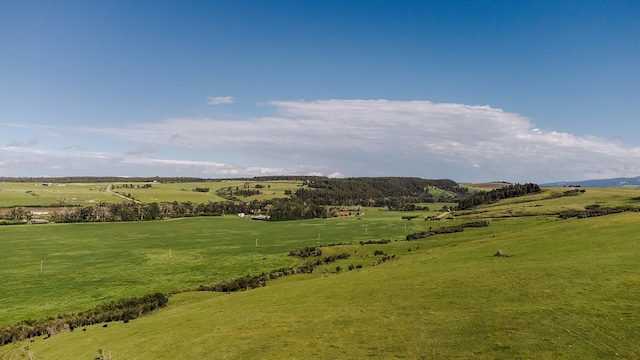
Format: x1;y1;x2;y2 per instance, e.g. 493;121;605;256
1;189;640;358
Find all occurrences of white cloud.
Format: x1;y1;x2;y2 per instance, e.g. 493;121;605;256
4;99;640;182
207;96;234;105
0;144;288;178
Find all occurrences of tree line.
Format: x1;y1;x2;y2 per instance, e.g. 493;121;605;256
44;201;264;223
198;253;352;292
10;198;333;223
215;186;261;200
558;204;640;219
457;183;541;210
405;221;491;240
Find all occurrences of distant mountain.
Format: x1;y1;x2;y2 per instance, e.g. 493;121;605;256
541;176;640;188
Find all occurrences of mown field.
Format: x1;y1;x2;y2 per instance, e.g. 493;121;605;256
1;188;639;358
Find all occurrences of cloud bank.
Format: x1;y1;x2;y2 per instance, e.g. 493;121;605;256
207;96;234;105
3;99;640;182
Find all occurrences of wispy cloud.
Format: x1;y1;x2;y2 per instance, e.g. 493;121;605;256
4;138;38;148
0;144;289;177
207;96;234;105
126;147;156;156
3;99;640;182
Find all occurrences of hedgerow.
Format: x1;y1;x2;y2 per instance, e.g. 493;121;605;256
198;253;351;293
558;205;640;219
359;239;391;245
406;221;490;240
0;293;168;346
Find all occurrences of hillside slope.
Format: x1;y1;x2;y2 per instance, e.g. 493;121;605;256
541;176;640;188
2;190;639;359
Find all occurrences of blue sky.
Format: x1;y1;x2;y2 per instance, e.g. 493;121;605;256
1;1;639;182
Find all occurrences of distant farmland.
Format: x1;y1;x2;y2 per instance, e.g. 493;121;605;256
1;183;639;358
0;180;300;208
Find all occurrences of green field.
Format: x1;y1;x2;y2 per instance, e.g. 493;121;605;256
0;180;301;207
1;188;639;358
0;182;114;207
0;207;439;327
112;180;300;203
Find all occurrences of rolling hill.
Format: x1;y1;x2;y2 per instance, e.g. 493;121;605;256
541;176;640;188
1;186;639;358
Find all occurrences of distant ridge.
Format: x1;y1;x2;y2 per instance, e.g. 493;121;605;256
541;176;640;188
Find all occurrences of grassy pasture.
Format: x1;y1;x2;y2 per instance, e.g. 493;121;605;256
425;185;459;200
0;180;301;207
1;188;640;358
115;180;300;203
2;210;639;358
0;208;439;327
0;182;114;207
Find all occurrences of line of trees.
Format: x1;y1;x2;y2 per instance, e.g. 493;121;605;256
406;221;491;240
558;204;640;219
359;239;391;245
111;183;152;189
457;183;541;210
215;187;261;200
198;253;351;293
47;201;263;223
41;198;335;223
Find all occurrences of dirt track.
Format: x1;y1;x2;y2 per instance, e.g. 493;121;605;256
105;184;142;203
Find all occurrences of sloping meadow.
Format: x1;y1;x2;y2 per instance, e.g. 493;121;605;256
1;188;639;358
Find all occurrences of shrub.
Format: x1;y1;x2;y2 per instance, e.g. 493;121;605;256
288;246;322;258
359;239;391;245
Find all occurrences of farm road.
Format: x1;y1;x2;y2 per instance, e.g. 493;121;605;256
106;184;142;204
